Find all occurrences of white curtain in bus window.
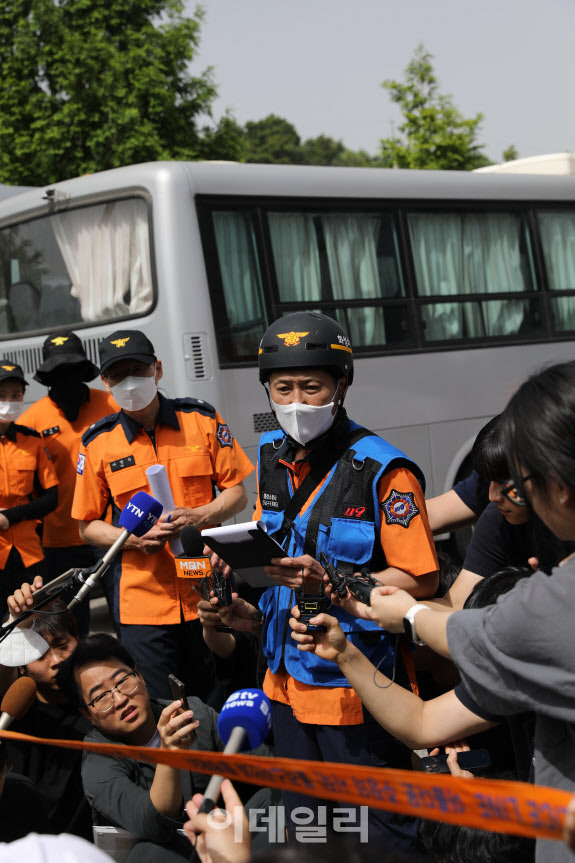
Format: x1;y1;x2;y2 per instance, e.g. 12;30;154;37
322;215;386;345
537;212;575;331
268;212;391;346
51;199;153;321
408;212;528;341
211;212;266;357
268;213;322;302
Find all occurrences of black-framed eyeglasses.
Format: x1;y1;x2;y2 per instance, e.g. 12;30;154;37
501;474;536;507
86;671;139;713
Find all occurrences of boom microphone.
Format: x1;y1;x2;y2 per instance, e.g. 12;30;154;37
197;688;271;814
0;677;37;730
68;491;163;610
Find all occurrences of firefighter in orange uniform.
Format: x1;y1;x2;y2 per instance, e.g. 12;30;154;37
71;330;254;701
20;332;117;634
0;361;58;609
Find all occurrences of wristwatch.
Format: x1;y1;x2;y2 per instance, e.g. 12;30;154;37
402;604;429;646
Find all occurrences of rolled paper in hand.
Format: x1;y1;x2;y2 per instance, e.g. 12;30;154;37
146;464;183;555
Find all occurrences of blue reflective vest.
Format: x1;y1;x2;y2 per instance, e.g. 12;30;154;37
257;421;425;687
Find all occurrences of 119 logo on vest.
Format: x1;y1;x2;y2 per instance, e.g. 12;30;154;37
381;490;420;528
42;426;60;437
343;506;366;518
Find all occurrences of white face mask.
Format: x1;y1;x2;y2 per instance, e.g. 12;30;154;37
0;626;49;667
271;394;338;446
0;401;23;423
110;374;157;412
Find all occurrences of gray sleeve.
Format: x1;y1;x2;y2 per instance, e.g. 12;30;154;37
447;564;575;721
81;753;179;843
186;696;224;752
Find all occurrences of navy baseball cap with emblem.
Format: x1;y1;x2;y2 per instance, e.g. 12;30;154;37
34;331;99;384
0;360;27;386
98;330;157;375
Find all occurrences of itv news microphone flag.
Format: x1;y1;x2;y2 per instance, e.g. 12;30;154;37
199;689;272;813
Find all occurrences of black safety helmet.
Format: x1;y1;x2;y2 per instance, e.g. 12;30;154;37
258;312;354;385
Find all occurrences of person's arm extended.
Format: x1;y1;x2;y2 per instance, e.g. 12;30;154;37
78;518;167;554
420;569;482;612
2;484;58;526
157;482;248;534
289;610;494;750
366;586;455;659
371;566;439;599
150;701;200;817
426;489;476;534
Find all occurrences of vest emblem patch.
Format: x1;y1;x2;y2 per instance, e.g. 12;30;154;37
217;423;233;448
76;453;85;475
381;489;419;528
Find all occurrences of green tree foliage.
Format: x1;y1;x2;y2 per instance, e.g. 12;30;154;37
379;45;489;170
0;0;226;184
242;116;380;167
243;115;302;164
503;145;519;162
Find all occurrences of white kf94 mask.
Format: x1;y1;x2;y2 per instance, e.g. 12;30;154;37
0;401;23;423
271;397;337;446
110;375;157;412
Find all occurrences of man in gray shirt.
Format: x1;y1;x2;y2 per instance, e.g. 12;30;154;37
57;633;222;861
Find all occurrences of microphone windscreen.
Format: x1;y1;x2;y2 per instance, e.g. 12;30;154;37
180;525;205;557
217;688;272;749
119;492;163;537
1;676;37;719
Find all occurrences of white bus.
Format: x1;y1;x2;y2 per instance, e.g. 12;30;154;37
0;161;574;526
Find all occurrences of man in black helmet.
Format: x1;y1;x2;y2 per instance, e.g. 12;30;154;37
251;312;439;850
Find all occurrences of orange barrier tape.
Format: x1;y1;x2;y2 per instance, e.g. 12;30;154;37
0;728;569;841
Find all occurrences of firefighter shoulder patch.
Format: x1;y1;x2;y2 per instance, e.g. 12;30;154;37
216;423;233;448
381;489;419;528
76;453;85;475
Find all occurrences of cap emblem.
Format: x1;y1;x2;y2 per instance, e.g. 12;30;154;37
51;336;69;346
277;331;309;347
1;365;15;371
111;337;130;348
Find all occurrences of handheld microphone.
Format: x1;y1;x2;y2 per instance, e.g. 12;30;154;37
176;526;213;580
0;677;37;730
68;491;163;610
198;688;272;814
179;526;234;630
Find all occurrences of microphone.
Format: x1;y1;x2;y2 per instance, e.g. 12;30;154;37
179;526;234;629
68;491;163;610
176;526;213;580
198;688;271;813
0;677;37;730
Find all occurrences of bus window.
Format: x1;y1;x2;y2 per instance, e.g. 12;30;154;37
537;210;575;332
407;210;537;342
211;210;268;362
0;197;153;336
267;210;406;349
